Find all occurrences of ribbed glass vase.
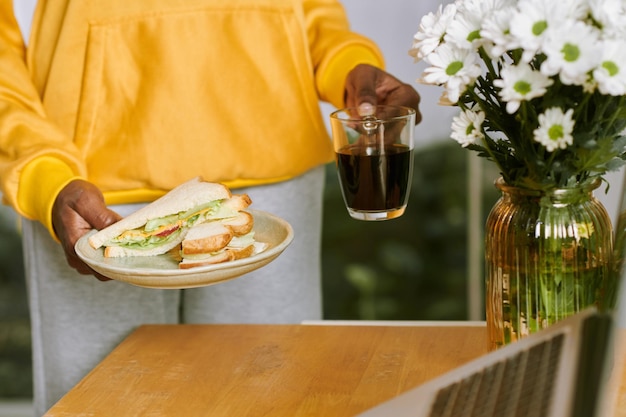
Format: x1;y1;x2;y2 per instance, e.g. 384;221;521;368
485;177;613;350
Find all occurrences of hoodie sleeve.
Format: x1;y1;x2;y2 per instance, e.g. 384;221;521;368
303;0;385;109
0;1;84;239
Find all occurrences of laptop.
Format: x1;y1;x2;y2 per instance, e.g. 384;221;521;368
357;178;626;417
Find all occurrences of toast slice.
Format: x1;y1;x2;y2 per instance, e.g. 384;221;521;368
178;244;256;269
178;214;262;269
181;222;234;255
220;211;254;236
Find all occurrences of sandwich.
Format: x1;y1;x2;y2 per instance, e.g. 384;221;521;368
178;211;267;269
88;177;251;258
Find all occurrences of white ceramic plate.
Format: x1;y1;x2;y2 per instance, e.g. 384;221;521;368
75;209;294;289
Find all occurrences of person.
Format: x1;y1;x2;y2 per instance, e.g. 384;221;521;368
0;0;421;414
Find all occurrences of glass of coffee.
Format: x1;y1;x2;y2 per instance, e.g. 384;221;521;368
330;104;416;221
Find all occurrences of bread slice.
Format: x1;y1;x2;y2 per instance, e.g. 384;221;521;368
179;251;233;269
178;244;256;269
181;222;234;255
228;244;255;260
220;211;254;236
222;194;252;212
103;233;187;258
178;214;259;269
89;177;232;250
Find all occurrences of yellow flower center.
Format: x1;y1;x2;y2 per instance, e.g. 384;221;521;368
467;30;480;42
603;61;619;77
532;21;547;36
548;124;564;141
446;61;463;76
561;43;580;62
514;80;532;96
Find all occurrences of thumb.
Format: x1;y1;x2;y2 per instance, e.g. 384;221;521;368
62;180;122;231
344;64;379;109
86;206;122;231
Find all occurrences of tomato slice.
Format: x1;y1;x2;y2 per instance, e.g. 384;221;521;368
154;224;180;238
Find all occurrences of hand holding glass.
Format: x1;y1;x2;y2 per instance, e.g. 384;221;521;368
330;105;415;221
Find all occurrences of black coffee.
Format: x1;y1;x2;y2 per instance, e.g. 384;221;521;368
336;143;412;211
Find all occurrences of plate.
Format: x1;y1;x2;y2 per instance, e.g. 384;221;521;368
75;209;294;289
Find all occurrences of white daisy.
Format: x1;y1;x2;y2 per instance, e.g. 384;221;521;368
446;0;515;50
481;9;517;58
409;3;457;61
589;0;625;30
560;0;591;21
445;8;483;51
451;107;485;148
540;21;601;86
458;0;518;16
593;40;626;96
603;20;626;40
419;43;482;103
493;64;553;114
436;90;456;107
588;0;626;38
509;0;563;62
533;108;575;152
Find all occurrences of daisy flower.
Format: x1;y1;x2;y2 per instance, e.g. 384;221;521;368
481;9;517;58
419;43;482;103
540;21;601;86
509;0;563;62
560;0;591;21
493;64;553;113
457;0;518;17
445;8;483;50
588;0;626;31
445;0;515;50
533;108;575;152
436;90;456;107
588;0;626;38
593;39;626;96
409;3;457;61
451;107;485;148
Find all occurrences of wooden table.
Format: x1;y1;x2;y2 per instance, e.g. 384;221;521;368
43;323;626;416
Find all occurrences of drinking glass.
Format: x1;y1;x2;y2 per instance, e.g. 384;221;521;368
330;104;415;221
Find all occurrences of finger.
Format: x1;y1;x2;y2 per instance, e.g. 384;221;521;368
62;223;112;281
345;65;422;125
63;245;110;280
344;64;379;109
91;271;112;282
379;77;420;106
376;79;423;125
70;185;122;231
84;208;122;231
358;102;376;117
52;180;119;280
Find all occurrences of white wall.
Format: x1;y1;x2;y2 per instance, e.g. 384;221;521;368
13;0;36;41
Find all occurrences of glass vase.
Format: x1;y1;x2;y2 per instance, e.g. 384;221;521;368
485;177;613;350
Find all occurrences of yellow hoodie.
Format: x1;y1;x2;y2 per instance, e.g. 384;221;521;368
0;0;383;237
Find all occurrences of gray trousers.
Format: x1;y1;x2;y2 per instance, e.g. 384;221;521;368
22;166;325;416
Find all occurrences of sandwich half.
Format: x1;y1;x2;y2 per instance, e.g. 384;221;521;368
179;212;265;269
88;177;251;257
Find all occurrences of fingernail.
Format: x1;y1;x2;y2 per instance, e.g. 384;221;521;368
358;103;375;117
